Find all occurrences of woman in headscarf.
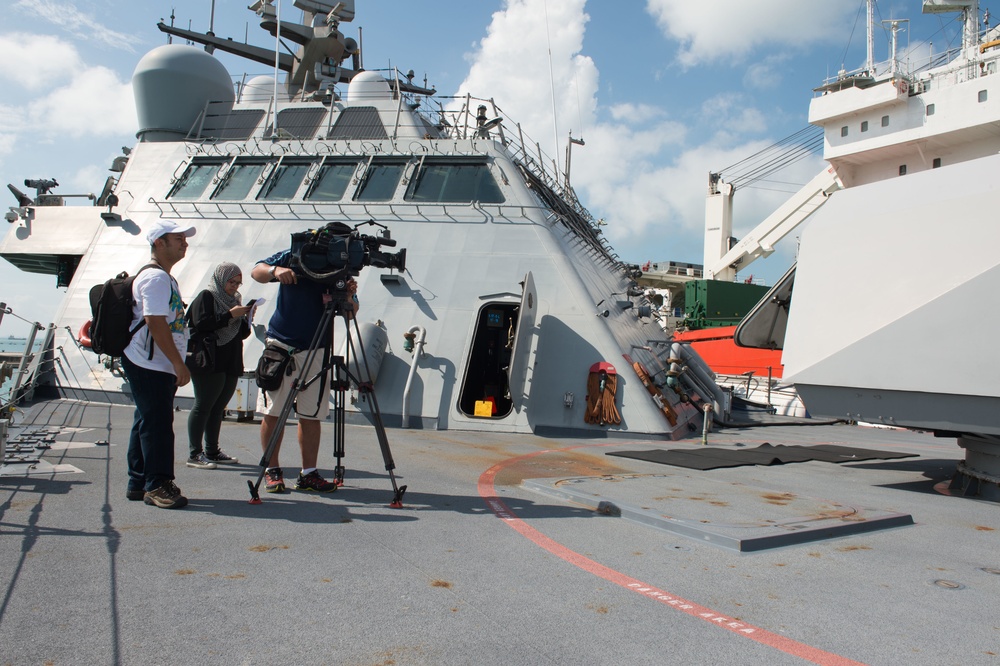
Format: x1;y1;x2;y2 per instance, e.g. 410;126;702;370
185;262;252;469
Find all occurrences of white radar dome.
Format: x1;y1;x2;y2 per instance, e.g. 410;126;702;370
132;45;235;142
346;70;393;106
241;76;287;103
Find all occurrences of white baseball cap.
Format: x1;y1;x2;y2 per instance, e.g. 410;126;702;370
146;220;196;244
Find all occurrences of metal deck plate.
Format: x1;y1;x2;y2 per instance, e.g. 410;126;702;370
523;472;914;552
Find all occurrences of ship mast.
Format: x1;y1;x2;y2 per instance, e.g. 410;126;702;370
866;0;875;74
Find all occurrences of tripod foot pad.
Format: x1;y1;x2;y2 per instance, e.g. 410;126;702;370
247;479;263;504
389;484;407;508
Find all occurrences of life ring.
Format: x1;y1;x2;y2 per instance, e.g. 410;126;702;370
78;320;93;349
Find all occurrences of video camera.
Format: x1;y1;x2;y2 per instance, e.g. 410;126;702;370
290;220;406;288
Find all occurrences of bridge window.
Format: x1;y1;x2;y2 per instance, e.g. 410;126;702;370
211;160;267;200
840;126;848;137
355;160;407;201
167;160;225;200
926;103;935;116
979;89;988;103
861;120;869;132
406;161;505;203
305;159;359;201
258;161;310;201
881;115;890;127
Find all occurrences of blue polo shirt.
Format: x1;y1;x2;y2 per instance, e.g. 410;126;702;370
257;250;336;350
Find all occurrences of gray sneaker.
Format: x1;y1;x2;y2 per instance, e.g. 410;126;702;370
186;452;218;469
143;481;188;509
206;450;238;465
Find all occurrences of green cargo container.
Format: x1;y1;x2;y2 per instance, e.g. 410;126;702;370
683;279;770;330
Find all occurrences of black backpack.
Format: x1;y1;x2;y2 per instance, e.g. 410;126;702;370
88;264;161;356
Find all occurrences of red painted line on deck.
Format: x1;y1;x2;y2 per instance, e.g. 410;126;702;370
477;445;866;666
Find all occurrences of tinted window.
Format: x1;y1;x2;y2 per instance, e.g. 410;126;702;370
305;161;358;201
258;161;309;201
407;163;505;203
355;162;406;201
168;161;223;200
212;161;267;200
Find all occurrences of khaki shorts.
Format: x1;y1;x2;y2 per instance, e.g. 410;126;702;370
257;340;330;420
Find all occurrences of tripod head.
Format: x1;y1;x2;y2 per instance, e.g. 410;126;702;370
323;291;359;318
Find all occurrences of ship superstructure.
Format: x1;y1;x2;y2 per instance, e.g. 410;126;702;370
735;0;1000;497
1;0;719;437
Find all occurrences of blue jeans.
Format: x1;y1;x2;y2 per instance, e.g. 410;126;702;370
121;355;178;492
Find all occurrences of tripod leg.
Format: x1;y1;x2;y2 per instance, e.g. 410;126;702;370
348;316;407;508
248;303;338;503
331;354;346;486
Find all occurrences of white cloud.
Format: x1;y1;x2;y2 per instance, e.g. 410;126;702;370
0;133;16;158
451;0;808;274
13;0;142;52
0;33;83;90
32;66;136;138
699;94;767;134
743;53;790;90
645;0;858;68
0;32;135;141
608;103;665;123
455;0;598;159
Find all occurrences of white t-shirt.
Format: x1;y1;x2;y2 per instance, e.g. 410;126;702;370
123;267;189;374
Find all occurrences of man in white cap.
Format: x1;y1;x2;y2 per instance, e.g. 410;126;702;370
122;220;196;509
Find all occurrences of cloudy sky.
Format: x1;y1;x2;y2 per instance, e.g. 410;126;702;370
0;0;987;328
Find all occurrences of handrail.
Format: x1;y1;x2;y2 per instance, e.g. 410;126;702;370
401;325;427;428
176;89;620;270
0;303;50;412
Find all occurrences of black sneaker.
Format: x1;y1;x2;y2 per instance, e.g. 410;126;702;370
126;488;145;501
206;450;239;465
143;481;188;509
295;470;337;493
186;453;217;470
264;467;286;493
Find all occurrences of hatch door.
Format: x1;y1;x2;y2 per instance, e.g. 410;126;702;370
505;272;537;408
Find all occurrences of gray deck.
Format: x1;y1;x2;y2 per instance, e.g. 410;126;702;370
1;399;998;665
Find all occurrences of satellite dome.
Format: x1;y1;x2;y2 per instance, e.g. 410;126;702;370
241;76;286;103
347;70;392;106
132;45;235;142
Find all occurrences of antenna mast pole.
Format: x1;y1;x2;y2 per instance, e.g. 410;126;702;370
866;0;874;73
543;0;560;175
272;0;281;137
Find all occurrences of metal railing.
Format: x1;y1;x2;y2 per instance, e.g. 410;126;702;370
0;303;50;413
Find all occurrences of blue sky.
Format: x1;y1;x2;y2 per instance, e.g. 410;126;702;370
0;0;991;329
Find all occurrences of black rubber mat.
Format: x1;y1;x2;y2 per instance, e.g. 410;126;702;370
607;443;916;470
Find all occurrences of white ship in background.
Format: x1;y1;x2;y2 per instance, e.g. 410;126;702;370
0;0;723;439
727;0;1000;497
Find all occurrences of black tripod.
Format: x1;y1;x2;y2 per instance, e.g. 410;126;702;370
247;296;406;507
